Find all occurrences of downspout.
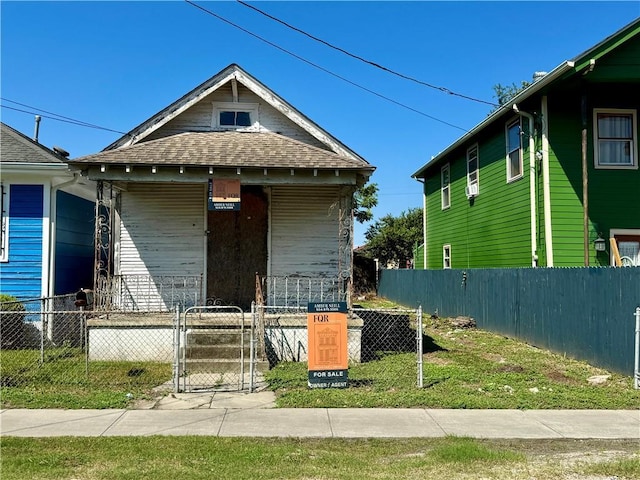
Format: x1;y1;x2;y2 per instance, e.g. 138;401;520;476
48;174;80;298
541;96;554;266
513;104;538;267
581;91;589;266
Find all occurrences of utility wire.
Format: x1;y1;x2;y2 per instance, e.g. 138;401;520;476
236;0;499;107
1;99;127;135
185;0;468;132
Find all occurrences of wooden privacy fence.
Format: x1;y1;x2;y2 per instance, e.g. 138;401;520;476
378;267;640;376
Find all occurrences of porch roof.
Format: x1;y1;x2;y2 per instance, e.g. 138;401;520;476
70;130;374;172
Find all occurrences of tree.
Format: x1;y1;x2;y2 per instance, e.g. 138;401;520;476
491;81;531;111
363;207;423;268
353;183;378;224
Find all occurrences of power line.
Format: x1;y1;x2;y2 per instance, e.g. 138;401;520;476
0;99;127;135
184;0;468;132
236;0;499;107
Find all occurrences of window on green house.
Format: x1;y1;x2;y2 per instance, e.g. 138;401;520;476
441;164;451;209
467;144;479;194
594;109;637;169
506;119;523;181
443;244;451;269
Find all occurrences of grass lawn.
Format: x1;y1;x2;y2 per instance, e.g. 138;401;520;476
266;312;639;409
2;437;638;480
0;347;171;409
1;299;638;409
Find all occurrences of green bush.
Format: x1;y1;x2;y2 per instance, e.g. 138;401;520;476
0;294;26;349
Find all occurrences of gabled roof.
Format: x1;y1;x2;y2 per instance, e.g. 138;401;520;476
102;63;369;165
72;131;373;171
412;17;640;178
1;122;67;164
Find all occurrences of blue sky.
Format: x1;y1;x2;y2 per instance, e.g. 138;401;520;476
2;1;638;246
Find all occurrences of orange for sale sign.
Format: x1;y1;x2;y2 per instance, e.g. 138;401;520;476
307;302;348;388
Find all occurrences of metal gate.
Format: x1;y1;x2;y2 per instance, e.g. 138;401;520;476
174;305;259;393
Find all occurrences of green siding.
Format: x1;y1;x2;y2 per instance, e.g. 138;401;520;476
424;121;533;269
419;28;639;269
548;69;640;266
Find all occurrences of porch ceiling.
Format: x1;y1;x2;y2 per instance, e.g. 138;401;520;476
71;131;374;172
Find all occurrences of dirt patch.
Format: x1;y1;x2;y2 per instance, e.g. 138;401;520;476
545;369;581;385
497;364;526;373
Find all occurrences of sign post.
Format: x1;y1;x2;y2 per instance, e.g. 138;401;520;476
307;302;348;389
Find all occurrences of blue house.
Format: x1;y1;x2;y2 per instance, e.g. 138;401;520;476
1;122;95;301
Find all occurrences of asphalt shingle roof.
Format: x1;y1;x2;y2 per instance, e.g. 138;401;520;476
71;131;373;171
1;122;66;164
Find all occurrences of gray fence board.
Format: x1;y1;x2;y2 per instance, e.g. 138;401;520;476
379;268;640;376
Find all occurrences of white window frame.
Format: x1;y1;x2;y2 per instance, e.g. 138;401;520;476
1;183;9;262
441;163;451;210
593;109;638;170
212;102;259;130
443;244;451;269
506;119;523;182
610;229;640;267
466;144;479;192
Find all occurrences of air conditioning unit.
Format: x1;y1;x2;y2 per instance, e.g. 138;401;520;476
465;183;479;198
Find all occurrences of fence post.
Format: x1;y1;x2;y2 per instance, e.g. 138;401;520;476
173;305;181;393
250;301;256;393
417;305;423;388
634;306;640;390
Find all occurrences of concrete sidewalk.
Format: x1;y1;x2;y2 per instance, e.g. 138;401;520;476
2;397;639;439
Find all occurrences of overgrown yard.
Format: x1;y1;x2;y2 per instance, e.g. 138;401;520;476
0;347;171;409
1;306;638;409
266;314;639;409
2;437;639;480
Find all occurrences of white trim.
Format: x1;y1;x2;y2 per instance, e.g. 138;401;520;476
541;96;554;267
443;244;451;269
41;181;52;299
422;187;428;269
0;182;9;262
412;60;576;178
506;118;524;182
466;143;479;194
593;108;638;170
441;163;451;210
211;101;259;131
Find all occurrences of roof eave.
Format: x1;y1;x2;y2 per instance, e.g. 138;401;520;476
411;60;576;178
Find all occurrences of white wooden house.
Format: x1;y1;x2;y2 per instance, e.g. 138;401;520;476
70;64;375;311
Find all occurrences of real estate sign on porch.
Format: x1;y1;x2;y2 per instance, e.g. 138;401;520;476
208;179;241;211
307;302;348;388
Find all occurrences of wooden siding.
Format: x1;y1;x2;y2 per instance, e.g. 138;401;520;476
547;83;640;266
143;83;329;150
270;186;340;277
54;191;94;295
424;122;532;269
2;185;44;299
119;183;205;277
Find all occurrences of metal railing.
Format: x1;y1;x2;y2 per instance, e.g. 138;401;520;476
256;275;348;308
104;274;203;312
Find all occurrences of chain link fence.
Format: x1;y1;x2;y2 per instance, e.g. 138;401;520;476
258;305;424;388
1;296;423;397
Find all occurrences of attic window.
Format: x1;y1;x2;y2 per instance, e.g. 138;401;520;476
220;111;251;127
212;102;258;130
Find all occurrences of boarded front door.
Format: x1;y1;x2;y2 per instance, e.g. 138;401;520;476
207;185;268;309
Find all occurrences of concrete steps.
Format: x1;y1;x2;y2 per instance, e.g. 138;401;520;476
183;328;268;375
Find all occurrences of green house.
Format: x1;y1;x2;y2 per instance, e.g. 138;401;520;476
412;18;640;270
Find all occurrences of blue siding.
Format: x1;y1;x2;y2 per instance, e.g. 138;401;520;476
54;191;94;294
2;185;44;300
